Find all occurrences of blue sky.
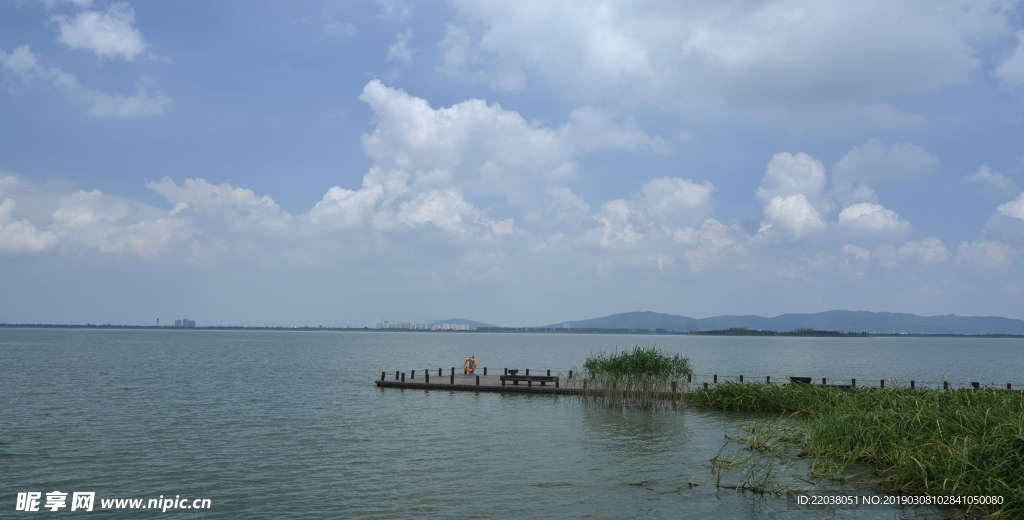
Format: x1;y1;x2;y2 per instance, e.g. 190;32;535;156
1;0;1024;327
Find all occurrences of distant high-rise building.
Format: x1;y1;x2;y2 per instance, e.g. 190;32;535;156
175;319;196;328
376;320;427;330
175;319;181;327
431;323;470;330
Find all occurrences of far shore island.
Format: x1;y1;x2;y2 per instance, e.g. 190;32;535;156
1;323;1022;338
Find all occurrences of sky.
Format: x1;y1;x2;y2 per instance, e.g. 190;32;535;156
1;0;1024;327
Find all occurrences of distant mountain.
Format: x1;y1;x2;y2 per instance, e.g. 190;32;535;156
543;310;1024;335
426;318;497;330
543;311;697;331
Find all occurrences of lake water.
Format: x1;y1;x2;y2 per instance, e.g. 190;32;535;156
2;329;1022;518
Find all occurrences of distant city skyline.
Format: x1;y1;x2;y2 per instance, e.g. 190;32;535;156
1;1;1023;326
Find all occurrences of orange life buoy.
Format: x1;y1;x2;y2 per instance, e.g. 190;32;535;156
464;357;477;372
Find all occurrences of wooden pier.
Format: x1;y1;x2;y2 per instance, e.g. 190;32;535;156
375;373;576;394
374;368;706;395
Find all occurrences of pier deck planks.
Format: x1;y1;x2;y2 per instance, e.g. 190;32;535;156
375;374;705;395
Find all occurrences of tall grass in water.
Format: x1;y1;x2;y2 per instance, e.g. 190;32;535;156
686;382;1024;518
576;345;692;410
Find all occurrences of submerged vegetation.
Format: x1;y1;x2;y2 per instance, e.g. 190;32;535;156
575;345;692;410
685;383;1024;518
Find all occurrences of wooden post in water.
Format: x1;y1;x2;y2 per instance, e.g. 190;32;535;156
526;369;530;376
483;367;487;375
739;375;743;383
439;368;442;376
944;381;948;390
569;370;573;379
450;371;455;384
504;368;508;375
822;378;826;386
395;371;399;381
381;371;386;381
401;372;405;382
547;370;551;377
688;374;692;383
880;380;884;389
766;376;770;384
851;378;855;387
425;372;429;383
411;370;415;379
476;375;480;386
911;380;915;389
1008;383;1012;390
713;374;717;384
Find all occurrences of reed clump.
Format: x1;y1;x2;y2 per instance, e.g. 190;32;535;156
686;382;1024;518
576;345;692;410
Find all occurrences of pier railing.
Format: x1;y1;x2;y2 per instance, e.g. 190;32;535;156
377;367;1023;392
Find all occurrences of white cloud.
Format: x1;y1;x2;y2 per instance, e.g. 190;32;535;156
88;89;171;117
357;80;650;207
756;152;828;210
837;202;912;235
760;194;825;240
965;165;1017;193
754;152;828;241
832;139;939;183
863;103;924;128
560;106;660;153
49;190;189;256
387;29;415;65
442;1;1006;111
956;239;1015;270
997;192;1024;220
995;30;1024;84
0;44;170;117
53;2;147;61
897;237;949;265
38;0;93;9
0;198;58;255
376;0;413;21
633;177;714;228
0;45;78;90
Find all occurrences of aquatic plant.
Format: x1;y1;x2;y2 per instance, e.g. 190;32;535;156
686;382;1024;518
576;345;692;410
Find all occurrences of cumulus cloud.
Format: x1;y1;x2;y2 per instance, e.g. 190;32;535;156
760;194;826;240
0;197;58;256
53;2;147;61
442;1;1006;111
387;29;415;64
357;80;653;207
957;239;1015;270
897;237;949;265
965;165;1017;194
997;192;1024;220
837;202;912;235
754;153;828;240
995;30;1024;84
756;152;828;210
40;190;187;256
832;139;939;183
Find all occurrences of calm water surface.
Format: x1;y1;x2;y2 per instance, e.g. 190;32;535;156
2;329;1022;518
